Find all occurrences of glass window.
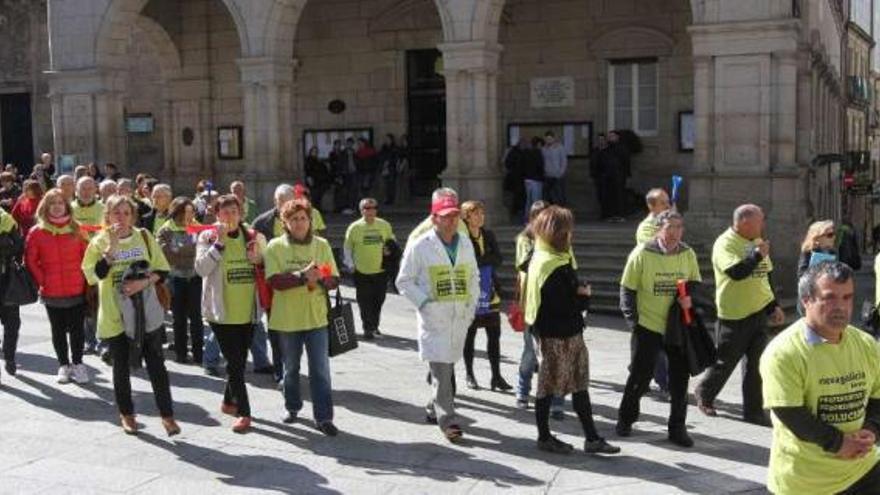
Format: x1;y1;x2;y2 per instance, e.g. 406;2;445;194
608;60;658;135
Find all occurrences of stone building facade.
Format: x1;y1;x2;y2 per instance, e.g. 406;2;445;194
0;0;863;285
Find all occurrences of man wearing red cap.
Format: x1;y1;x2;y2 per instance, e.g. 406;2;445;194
397;188;480;442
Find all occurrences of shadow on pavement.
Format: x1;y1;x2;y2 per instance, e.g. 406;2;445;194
137;434;339;494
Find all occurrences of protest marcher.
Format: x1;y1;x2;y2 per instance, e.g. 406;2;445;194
695;204;784;425
397;190;480;442
617;210;701;447
761;262;880;494
0;206;23;381
343;198;395;340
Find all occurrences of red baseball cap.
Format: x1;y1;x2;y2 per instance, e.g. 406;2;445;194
431;195;460;216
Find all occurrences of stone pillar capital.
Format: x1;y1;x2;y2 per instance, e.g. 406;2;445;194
438;41;502;75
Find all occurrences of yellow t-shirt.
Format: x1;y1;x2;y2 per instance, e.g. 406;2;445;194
264;235;339;332
760;321;880;494
344;217;395;275
635;214;657;244
712;227;775;320
620;243;702;334
72;199;104;240
216;233;256;325
82;229;171;339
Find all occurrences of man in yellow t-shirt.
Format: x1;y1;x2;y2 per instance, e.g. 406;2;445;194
634;188;670;244
695;204;785;425
72;176;104;355
761;261;880;494
618;210;702;447
343;197;396;339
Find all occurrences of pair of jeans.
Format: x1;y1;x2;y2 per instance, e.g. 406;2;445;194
250;319;272;370
213;323;254;417
617;326;689;431
354;271;387;334
278;328;333;423
170;276;204;362
516;327;564;411
523;179;543;223
544;177;566;206
0;305;21;364
696;311;770;420
46;304;85;366
107;330;173;417
463;312;501;380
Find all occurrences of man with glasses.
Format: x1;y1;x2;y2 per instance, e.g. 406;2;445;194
343;198;396;340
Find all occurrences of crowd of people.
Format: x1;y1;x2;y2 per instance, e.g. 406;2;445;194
0;154;879;493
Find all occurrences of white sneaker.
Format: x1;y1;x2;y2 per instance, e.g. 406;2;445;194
70;364;90;384
56;365;71;384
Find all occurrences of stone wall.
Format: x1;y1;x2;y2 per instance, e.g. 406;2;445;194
498;0;694;218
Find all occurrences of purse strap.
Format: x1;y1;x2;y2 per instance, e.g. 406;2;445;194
139;228;153;266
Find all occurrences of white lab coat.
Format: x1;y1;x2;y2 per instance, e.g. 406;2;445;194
396;229;480;363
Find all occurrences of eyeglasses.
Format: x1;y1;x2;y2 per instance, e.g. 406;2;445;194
362;206;377;210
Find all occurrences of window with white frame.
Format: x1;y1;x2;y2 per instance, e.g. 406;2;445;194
608;59;658;136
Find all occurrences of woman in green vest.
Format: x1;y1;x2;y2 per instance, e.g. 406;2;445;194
525;206;619;455
195;194;267;434
264;198;340;436
81;195;179;436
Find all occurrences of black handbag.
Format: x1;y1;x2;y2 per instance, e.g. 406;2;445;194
3;260;38;306
327;289;357;357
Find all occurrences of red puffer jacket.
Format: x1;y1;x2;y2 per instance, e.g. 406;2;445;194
25;220;88;299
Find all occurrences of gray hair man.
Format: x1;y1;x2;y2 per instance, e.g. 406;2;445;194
695;204;784;425
635;188;671;244
56;174;75;202
98;179;117;202
760;262;880;493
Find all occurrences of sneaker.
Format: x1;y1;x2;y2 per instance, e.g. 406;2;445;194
317;421;338;437
584;438;621;454
56;365;71;384
282;411;298;424
537;436;574;454
550;410;565;421
70;364;90;384
232;416;252;434
515;397;529;409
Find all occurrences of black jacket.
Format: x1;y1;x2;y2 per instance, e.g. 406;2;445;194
252;207;278;241
532;263;590;339
521;148;544;182
664;281;717;376
0;225;25;301
470;228;503;311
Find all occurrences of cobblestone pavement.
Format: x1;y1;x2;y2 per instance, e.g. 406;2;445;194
0;288;770;494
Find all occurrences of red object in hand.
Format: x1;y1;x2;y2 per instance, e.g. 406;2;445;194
318;263;333;279
676;279;692;325
186;224;217;235
79;224;103;233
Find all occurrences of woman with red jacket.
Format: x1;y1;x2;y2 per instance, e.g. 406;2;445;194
25;188;89;384
12;180;42;236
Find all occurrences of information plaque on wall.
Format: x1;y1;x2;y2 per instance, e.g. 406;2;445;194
530;77;575;108
507;121;592;158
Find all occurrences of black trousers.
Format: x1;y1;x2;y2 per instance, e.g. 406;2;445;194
354;271;387;335
696;311;769;420
213;323;254;417
46;304;85;366
171;276;204;362
617;326;689;430
108;330;174;417
463;312;502;379
0;305;21;363
597;174;626;218
268;327;283;382
839;460;880;494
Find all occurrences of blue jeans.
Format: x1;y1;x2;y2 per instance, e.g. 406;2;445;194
517;328;564;411
250;319;272;370
279;328;333;423
202;324;222;368
523;179;543;223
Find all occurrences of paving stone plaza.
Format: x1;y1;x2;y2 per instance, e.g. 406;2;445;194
0;287;770;494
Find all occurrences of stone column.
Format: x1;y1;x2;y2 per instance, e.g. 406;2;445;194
237;57;294;205
46;68;126;167
439;41;503;220
686;19;806;291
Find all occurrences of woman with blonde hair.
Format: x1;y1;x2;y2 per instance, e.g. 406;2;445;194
797;220;836;278
25;188;89;383
82;195;179;436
